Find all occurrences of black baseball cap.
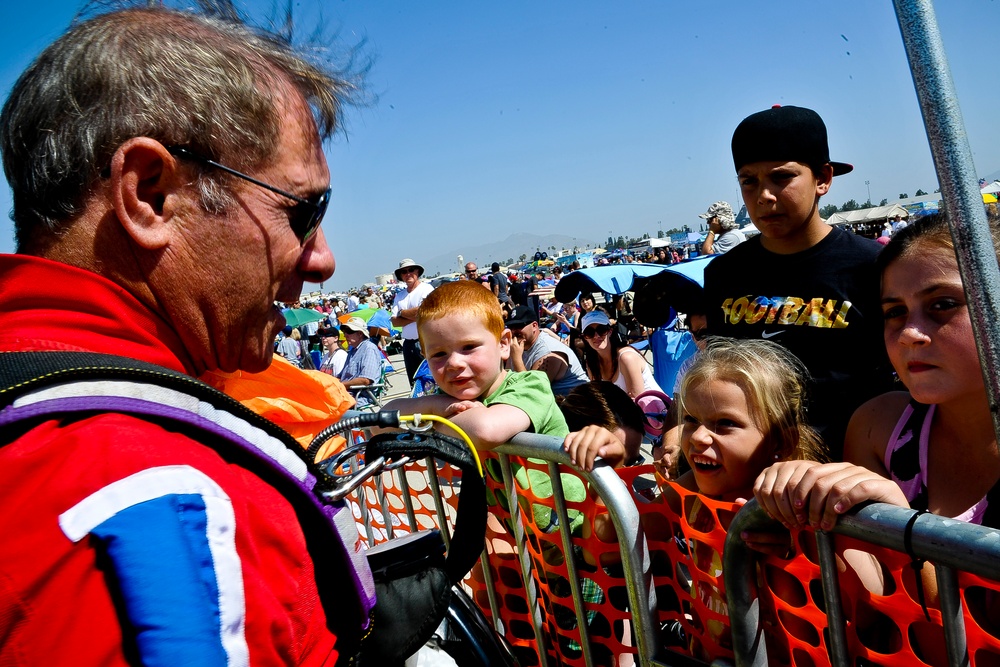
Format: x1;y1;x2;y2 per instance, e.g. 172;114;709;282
505;305;538;329
732;105;853;176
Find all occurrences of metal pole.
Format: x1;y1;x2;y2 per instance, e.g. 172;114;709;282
935;564;970;667
893;0;1000;441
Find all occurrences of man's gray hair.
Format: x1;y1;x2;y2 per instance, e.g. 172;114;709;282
0;1;362;249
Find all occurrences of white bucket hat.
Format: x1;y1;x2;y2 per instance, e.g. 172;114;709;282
394;258;425;280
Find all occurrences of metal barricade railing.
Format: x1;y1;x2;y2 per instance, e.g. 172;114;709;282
347;427;1000;666
725;500;1000;667
490;432;661;667
344;430;669;666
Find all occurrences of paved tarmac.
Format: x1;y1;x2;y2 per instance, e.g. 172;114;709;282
381;351;414;402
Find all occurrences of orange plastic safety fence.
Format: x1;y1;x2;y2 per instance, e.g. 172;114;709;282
955;571;1000;666
343;433;463;546
824;536;1000;667
616;466;745;664
466;452;641;667
342;441;1000;667
616;464;1000;667
617;466;847;665
465;453;550;667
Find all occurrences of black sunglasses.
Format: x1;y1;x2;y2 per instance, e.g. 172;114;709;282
583;324;611;339
167;146;330;244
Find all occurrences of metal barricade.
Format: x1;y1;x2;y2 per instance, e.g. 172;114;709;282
489;433;661;667
347;429;1000;667
725;500;1000;667
345;430;671;666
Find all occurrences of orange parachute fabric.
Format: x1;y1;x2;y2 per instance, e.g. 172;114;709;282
199;355;354;460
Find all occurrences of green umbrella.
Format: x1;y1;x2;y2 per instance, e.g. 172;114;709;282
340;308;400;337
282;308;328;328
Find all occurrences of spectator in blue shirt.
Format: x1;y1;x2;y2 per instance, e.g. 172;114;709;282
337;316;383;408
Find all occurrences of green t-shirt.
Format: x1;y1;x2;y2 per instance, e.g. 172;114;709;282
483;370;569;438
483;370;585;533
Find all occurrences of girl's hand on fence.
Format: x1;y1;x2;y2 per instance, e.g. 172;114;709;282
564;425;626;472
754;461;909;532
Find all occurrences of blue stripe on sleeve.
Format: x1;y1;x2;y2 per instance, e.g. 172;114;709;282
90;494;228;667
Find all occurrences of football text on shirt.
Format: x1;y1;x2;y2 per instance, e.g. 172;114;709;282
720;296;853;329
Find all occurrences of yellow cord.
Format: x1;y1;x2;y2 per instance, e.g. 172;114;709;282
398;413;483;477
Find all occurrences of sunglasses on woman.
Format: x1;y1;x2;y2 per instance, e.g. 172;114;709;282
583;324;611;339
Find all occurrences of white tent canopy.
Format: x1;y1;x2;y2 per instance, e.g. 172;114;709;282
825;203;909;225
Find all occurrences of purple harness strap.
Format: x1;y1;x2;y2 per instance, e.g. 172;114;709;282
1;382;376;630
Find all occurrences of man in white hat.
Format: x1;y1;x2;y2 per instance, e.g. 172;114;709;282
338;316;383;408
391;258;434;384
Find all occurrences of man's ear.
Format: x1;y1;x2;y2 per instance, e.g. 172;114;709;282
109;138;183;250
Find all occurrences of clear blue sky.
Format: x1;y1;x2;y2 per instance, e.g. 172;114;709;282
1;1;997;291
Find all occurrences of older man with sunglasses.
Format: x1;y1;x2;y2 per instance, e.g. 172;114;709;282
0;5;374;665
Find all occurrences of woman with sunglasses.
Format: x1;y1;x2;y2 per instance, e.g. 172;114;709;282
580;310;663;399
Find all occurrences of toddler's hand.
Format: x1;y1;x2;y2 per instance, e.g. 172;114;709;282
444;400;484;417
564;425;625;472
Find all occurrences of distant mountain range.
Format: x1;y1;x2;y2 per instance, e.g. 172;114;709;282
421;232;600;276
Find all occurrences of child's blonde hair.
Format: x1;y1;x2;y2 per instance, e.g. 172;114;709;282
678;338;826;463
417;280;506;348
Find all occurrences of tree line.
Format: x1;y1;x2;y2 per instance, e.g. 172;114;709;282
819;188;934;218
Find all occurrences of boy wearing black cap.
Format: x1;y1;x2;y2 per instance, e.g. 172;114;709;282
702;105;891;458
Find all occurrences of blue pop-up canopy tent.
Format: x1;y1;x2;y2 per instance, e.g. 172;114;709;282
553;257;715;391
631;255;714;328
554;257;714;327
554;263;674;301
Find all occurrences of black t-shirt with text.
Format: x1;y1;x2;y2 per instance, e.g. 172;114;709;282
702;226;893;458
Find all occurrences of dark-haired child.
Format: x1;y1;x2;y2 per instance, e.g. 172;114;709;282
702;105;892;458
